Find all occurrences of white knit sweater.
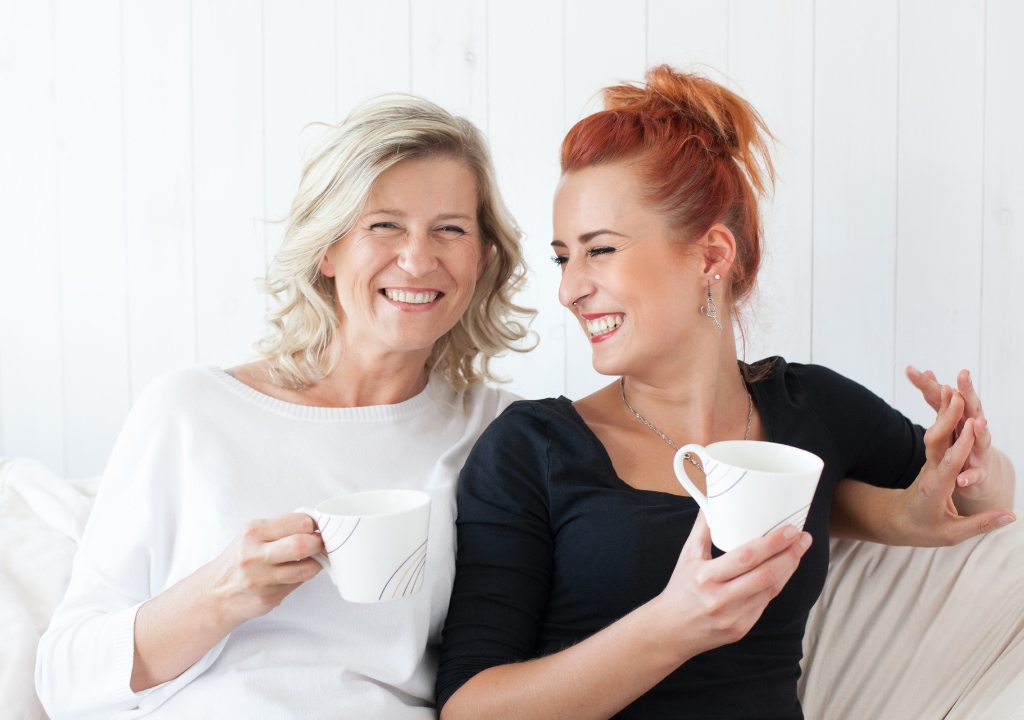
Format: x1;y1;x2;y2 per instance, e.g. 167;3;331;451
35;366;516;719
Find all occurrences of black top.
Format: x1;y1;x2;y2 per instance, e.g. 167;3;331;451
435;359;927;719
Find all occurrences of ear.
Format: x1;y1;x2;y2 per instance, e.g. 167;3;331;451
476;242;493;280
701;223;737;284
319;245;338;278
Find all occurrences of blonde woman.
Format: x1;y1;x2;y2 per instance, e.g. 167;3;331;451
36;96;532;719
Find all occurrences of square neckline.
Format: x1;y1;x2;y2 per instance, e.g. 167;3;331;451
554;371;774;504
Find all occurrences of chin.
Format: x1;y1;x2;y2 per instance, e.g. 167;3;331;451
378;327;450;354
589;347;630;378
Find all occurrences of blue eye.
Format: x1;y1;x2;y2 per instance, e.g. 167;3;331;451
589;246;615;257
436;225;467;235
370;222;399;230
551;255;568;266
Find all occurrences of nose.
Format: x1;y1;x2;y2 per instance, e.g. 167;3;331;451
396;228;439;278
557;255;593;310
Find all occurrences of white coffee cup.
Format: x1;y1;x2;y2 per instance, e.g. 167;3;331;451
673;440;824;552
295;489;431;603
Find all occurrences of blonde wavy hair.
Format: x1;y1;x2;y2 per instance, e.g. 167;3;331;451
255;95;535;392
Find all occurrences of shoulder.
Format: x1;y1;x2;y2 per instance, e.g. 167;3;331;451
482;397;581;443
457;398;572;515
460;398;577;479
749;357;884;408
129;365;224;422
461;383;524;422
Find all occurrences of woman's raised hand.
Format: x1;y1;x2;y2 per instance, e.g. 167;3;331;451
204;513;325;625
888;377;1015;546
907;367;1003;504
654;512;811;659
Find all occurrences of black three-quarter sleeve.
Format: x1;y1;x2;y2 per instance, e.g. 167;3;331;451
796;364;927;490
435;403;555;711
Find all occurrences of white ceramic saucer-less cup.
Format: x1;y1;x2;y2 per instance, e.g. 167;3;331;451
296;489;431;603
673;440;824;552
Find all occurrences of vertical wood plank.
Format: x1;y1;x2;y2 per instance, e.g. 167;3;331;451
122;1;196;399
812;0;899;403
0;0;66;472
336;0;411;117
410;0;488;131
54;0;131;475
263;0;336;264
729;0;814;366
981;0;1024;496
563;0;646;400
646;0;728;75
192;0;265;368
487;0;566;400
895;0;985;427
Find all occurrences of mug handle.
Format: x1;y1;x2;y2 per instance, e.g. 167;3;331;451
294;507;337;586
674;444;710;512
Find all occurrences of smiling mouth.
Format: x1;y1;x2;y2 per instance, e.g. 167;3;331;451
585;314;624;338
381;288;442;304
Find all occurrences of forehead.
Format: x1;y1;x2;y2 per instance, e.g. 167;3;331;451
557;163;643;222
553;162;656;233
367;157;478;213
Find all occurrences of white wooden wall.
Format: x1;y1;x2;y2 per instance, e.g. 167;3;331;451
1;0;1022;483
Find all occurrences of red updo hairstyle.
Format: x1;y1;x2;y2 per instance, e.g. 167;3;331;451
561;65;775;309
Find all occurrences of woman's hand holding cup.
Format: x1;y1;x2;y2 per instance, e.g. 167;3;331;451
203;513;325;626
651;512;812;661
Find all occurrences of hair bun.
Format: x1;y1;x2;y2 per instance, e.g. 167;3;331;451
602;65;774;197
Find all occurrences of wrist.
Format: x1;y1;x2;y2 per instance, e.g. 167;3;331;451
195;561;246;633
880;487;911;545
641;594;699;669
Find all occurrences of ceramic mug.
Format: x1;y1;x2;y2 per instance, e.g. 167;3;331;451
295;489;431;603
673;440;824;552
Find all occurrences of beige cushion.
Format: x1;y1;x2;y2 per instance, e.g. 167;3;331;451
800;522;1024;719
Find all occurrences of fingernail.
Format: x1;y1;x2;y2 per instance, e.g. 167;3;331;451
998;515;1015;527
799;533;813;549
957;475;968;487
783;525;799;539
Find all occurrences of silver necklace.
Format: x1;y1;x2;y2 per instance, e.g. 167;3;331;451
620;376;752;472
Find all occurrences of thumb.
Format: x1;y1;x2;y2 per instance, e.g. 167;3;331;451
946;509;1016;545
682;510;713;561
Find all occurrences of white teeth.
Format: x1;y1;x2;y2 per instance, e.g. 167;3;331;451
384;289;439;304
585;314;624;336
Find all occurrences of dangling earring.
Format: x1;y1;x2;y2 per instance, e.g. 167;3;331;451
701;275;723;331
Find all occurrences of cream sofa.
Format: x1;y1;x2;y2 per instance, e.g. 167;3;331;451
3;457;1023;719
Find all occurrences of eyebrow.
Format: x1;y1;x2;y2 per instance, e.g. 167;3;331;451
365;209;473;223
550;229;627;248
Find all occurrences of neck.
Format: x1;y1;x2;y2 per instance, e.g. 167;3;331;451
306;337;433;408
622;313;748;446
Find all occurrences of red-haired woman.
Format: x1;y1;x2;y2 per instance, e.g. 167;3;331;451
434;66;1016;719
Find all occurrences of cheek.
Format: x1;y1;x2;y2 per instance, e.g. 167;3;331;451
625;267;690;331
447;243;486;288
334;245;390;302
